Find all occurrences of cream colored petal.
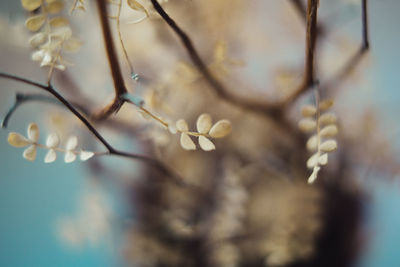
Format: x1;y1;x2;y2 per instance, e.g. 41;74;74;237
168;124;177;134
8;132;30;147
196;113;212;134
319;113;337;125
306;152;318;169
209;120;232;138
46;133;60;147
25;14;46;32
180;133;196;150
66;136;78;150
80;151;94;161
298;118;316;132
40;52;52;66
23;145;37;161
46;0;64;14
301;105;317;117
64;151;76;163
44;149;57;163
29;33;46;47
51;26;72;39
319;153;328;166
63;37;82;53
27;123;40;142
320;125;338;138
49;17;69;28
54;64;66;71
31;50;45;61
320;140;337;152
319;99;334;111
306;135;318;151
198;136;215;151
176;119;189;132
127;0;148;16
21;0;42;11
308;166;321;184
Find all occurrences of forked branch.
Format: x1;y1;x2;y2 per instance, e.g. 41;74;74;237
283;0;319;106
0;72;189;187
93;0;129;120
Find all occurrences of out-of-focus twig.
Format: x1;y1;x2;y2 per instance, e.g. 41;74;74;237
93;0;129;120
150;0;283;119
322;0;370;95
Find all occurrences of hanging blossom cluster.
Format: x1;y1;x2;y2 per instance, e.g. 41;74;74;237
298;97;338;184
22;0;82;71
7;123;95;163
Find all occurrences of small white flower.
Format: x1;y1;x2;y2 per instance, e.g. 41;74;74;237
80;151;94;161
44;133;60;163
40;52;53;67
64;136;78;163
24;123;40;161
31;49;45;61
8;123;39;161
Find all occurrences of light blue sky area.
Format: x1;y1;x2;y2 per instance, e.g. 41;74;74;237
357;179;400;267
0;129;119;267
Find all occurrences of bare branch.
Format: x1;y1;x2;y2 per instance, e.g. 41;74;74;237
283;0;319;106
361;0;369;50
1;93;88;128
93;0;129;120
0;72;189;187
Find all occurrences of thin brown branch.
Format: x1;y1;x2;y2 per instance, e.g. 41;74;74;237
289;0;307;23
0;72;189;187
289;0;325;36
361;0;369;50
150;0;282;118
93;0;129;120
283;0;319;106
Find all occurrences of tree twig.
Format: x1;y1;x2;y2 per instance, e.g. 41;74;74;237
1;93;88;128
0;72;189;187
93;0;129;120
283;0;319;106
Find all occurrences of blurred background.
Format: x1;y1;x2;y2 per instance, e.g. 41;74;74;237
1;0;400;266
